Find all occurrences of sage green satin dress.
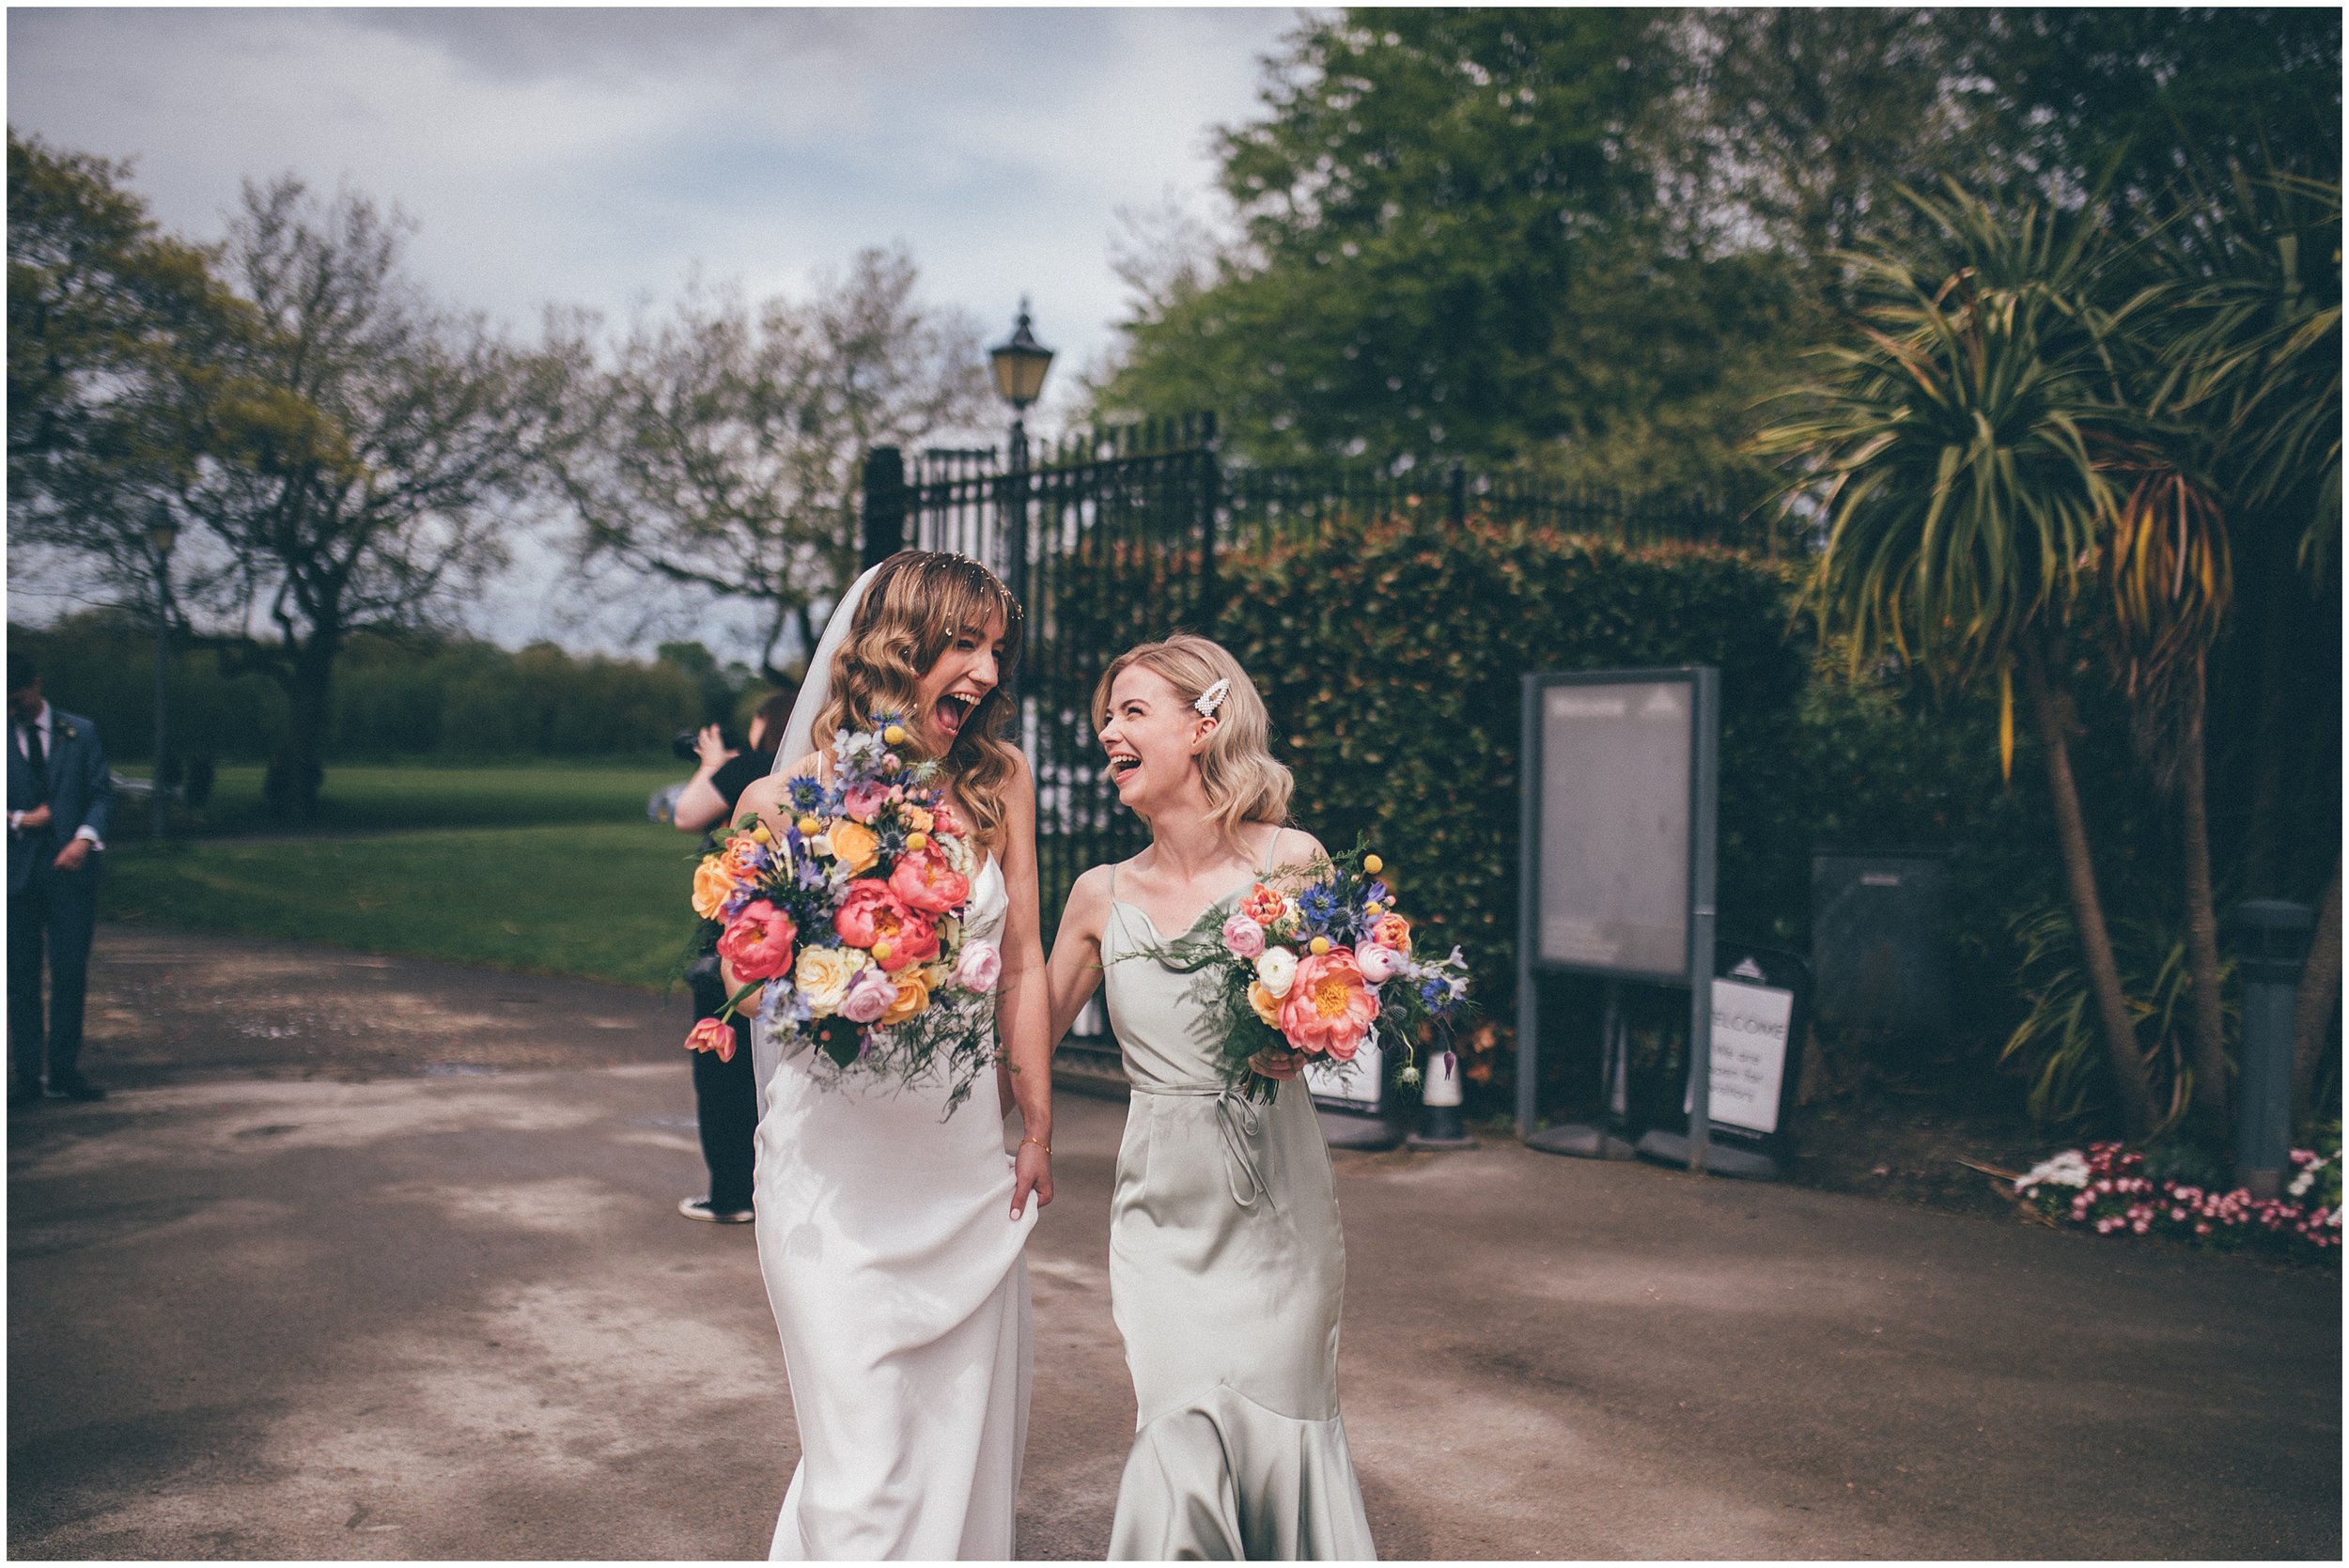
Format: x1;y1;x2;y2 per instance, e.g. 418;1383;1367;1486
1100;871;1377;1561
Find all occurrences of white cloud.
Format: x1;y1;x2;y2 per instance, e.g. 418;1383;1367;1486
8;6;1299;656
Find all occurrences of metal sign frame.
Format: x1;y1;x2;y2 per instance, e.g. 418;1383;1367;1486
1515;667;1719;1172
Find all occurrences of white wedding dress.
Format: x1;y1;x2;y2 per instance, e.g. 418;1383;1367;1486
749;855;1035;1560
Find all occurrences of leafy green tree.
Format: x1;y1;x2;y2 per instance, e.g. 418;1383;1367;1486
1094;9;1766;475
179;175;555;818
540;248;985;679
7;132;257;610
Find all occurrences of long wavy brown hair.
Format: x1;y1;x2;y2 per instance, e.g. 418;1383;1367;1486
810;551;1025;851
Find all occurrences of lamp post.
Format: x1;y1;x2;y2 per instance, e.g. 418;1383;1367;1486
146;504;177;838
988;300;1053;607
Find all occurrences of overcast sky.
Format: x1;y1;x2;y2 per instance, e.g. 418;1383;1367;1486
7;6;1300;658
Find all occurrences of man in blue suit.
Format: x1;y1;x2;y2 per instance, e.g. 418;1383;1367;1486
8;651;114;1106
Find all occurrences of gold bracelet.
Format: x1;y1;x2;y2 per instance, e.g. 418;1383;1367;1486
1019;1136;1051;1156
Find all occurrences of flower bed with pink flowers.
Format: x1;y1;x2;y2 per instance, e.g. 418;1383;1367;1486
2014;1134;2341;1257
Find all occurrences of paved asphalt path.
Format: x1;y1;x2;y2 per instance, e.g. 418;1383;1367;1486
8;926;2340;1559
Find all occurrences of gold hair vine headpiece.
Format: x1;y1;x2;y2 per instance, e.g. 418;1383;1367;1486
1193;678;1231;719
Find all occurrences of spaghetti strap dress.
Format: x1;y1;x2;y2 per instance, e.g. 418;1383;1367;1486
1097;850;1377;1560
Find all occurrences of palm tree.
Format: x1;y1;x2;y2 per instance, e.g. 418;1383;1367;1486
1758;183;2165;1140
2140;166;2341;1126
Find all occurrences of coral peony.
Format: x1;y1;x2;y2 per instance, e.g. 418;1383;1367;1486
1366;911;1412;953
717;900;798;982
889;846;971;915
1279;949;1379;1061
833;882;939;971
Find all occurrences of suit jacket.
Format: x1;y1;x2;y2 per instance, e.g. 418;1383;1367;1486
8;706;112;895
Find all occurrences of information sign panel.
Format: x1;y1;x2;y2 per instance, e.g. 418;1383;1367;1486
1534;678;1694;981
1517;667;1719;1170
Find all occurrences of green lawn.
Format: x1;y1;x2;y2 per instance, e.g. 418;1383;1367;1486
139;757;689;835
101;760;709;989
106;822;701;989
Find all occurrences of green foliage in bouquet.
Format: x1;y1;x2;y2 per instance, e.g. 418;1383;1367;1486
1114;837;1473;1104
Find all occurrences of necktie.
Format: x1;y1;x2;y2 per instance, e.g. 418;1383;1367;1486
21;721;47;806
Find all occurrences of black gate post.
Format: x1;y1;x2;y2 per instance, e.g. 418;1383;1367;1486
861;446;907;568
1197;411;1222;629
1448;461;1468;528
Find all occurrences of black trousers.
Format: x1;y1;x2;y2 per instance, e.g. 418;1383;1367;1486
687;957;757;1212
9;854;100;1089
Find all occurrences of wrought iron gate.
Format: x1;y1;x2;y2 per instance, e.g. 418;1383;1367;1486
863;416;1221;945
856;416;1742;957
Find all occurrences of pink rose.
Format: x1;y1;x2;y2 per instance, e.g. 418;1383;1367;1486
888;846;971;916
716;900;797;982
1221;914;1266;958
954;939;1003;994
684;1016;738;1063
1356;942;1403;985
842;782;891;822
838;967;898;1024
1278;949;1380;1062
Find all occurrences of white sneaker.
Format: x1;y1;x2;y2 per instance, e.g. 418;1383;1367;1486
678;1196;754;1224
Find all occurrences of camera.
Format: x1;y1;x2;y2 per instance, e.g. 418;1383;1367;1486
673;726;740;763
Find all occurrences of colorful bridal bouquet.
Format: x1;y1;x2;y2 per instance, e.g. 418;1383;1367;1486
683;716;1000;1108
1134;842;1472;1103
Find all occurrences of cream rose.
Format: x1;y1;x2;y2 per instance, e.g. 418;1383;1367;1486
795;944;867;1016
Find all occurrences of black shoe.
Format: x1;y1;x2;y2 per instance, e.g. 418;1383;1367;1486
43;1073;105;1102
678;1196;754;1224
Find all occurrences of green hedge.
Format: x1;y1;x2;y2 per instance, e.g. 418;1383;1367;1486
1213;516;1804;1020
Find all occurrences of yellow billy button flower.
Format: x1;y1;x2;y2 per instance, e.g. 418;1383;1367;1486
753;825;774;845
797;815;820;838
1309;936;1331;955
906;831;929;852
1363;853;1383;875
1363;901;1382;917
882;723;907;746
872;939;894;964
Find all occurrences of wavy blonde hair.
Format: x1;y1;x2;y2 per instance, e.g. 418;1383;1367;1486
812;551;1025;851
1094;633;1292;848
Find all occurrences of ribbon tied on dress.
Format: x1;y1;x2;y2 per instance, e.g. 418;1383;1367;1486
1133;1080;1271;1209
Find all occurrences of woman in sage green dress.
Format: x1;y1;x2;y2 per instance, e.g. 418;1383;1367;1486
1047;634;1376;1560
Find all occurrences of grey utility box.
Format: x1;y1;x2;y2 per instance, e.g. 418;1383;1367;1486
1810;850;1950;1037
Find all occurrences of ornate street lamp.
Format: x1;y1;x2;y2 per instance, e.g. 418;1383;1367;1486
988;300;1054;606
146;505;178;837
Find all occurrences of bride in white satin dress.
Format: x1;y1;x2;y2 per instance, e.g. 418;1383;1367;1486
728;551;1055;1560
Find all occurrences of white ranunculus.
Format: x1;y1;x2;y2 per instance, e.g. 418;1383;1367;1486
1255;946;1299;999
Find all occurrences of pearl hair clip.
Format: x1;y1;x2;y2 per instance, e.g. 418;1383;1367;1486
1193;678;1231;719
